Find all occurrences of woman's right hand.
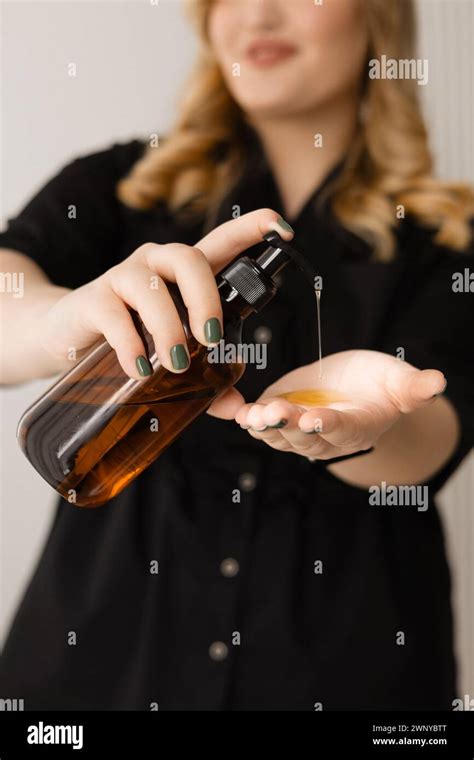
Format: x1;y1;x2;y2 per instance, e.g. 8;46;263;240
37;209;294;380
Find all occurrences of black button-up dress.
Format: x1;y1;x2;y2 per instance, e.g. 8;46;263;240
1;136;473;710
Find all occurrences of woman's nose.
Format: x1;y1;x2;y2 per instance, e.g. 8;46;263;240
241;0;285;31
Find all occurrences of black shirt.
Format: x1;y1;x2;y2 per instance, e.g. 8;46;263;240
0;136;473;711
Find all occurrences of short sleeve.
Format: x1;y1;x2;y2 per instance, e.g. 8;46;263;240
387;230;474;491
0;139;146;289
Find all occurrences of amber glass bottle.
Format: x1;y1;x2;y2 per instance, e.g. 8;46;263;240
17;232;302;507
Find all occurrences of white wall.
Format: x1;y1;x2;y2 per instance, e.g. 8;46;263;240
0;0;198;644
1;0;473;697
416;0;474;698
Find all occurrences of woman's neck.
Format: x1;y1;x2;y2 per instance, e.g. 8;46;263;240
246;92;360;222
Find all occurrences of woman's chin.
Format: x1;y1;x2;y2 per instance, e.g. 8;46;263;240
234;94;300;119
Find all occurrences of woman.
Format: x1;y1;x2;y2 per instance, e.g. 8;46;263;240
0;0;473;710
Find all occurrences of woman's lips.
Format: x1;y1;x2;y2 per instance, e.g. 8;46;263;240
245;42;297;67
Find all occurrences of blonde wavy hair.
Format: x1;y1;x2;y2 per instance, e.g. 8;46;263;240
116;0;473;261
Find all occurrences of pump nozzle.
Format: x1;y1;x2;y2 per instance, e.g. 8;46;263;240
259;231;319;290
218;230;320;313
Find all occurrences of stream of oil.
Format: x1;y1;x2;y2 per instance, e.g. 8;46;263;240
276;285;347;406
315;286;323;380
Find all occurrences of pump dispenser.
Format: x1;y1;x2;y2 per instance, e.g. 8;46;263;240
17;232;319;507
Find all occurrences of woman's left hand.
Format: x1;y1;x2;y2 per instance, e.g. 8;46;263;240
232;349;446;461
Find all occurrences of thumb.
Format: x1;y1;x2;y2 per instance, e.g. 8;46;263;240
389;368;447;413
207;387;245;419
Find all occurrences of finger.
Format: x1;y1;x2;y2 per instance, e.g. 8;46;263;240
298;407;371;449
257;398;302;428
241;401;304;447
235;402;260;428
85;291;149;380
141;244;224;346
195;209;295;272
387;368;447;413
235;398;300;428
240;399;299;451
281;429;340;459
249;399;302;432
277;406;340;456
246;403;274;431
298;408;342;435
244;401;341;458
108;265;190;373
207;387;245;419
263;425;340;458
246;427;294;452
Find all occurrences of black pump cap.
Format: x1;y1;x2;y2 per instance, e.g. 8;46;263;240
219;255;276;312
219;231;319;312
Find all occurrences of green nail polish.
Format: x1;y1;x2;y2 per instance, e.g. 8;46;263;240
276;216;294;234
268;419;288;429
204;317;222;343
136;355;152;377
170;344;189;370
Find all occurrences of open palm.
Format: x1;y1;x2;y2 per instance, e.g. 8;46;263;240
225;350;446;460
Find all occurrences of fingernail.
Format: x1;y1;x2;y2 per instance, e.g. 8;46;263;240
136;355;152;377
170;344;189;370
240;424;250;430
204;317;222;344
251;425;268;432
432;379;447;398
268;216;294;237
303;424;322;434
268;419;288;429
276;216;294;234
